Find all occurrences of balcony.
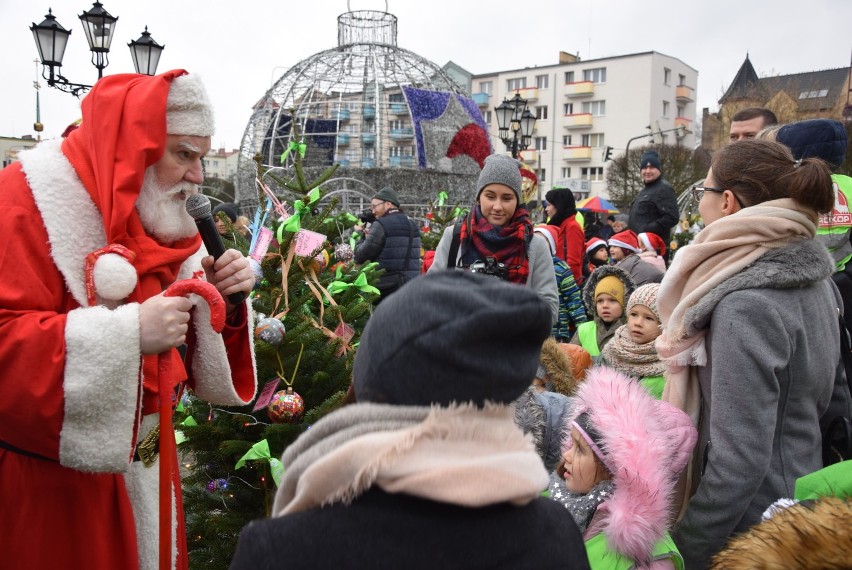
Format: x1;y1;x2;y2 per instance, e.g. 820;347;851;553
336;134;350;146
563;113;593;129
563;146;592;161
389;102;408;115
519;149;538;164
472;92;491;107
564;81;594;97
389;127;414;140
361;132;377;146
511;87;538;101
361;157;376;169
675;85;695;102
336;159;350;168
332;108;351;121
389;155;416;167
363;105;376;120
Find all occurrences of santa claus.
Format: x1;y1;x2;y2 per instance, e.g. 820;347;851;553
0;70;257;569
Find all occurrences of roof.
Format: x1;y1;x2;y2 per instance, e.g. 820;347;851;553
471;50;699;79
719;55;762;102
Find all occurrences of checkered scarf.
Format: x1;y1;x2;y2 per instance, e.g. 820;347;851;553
459;205;533;284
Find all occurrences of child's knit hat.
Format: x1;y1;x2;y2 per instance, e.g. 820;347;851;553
594;275;626;307
609;229;640;254
585;237;608;256
637;232;666;256
581;265;635;315
626;283;661;323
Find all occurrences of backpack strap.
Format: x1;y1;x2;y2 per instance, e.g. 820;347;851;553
447;223;462;269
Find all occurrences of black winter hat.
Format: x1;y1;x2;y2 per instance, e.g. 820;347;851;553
776;119;847;169
353;271;552;407
545;188;577;216
212;202;238;223
640;150;662;171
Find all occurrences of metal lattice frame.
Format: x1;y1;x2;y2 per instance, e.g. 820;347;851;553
236;8;478;216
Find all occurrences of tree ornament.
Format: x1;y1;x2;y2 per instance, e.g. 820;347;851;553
310;249;330;272
206;478;228;492
255;317;286;345
267;387;305;424
334;243;354;262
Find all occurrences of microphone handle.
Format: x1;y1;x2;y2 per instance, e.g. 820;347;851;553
194;215;246;306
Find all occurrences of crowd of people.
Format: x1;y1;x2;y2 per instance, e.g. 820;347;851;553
1;59;850;570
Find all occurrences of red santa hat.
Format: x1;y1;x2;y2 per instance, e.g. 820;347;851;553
608;229;640;253
586;237;608;255
638;232;666;256
533;224;560;255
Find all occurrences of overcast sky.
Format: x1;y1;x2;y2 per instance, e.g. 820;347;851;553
2;0;850;150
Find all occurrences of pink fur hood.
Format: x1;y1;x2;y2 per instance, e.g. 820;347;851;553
565;366;697;565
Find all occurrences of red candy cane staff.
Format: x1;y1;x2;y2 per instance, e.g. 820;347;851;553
159;280;226;570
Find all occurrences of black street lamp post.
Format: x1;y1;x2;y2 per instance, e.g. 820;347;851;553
31;3;164;98
494;93;537;159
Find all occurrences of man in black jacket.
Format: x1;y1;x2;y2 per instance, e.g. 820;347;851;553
353;187;421;300
627;150;679;245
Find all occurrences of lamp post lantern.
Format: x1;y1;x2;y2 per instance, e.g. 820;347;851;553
494;92;537;159
31;3;165;98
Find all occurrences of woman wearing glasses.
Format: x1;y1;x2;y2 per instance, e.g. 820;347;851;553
656;139;851;569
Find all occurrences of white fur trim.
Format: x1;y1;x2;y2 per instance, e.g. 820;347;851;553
124;414;178;570
60;303;141;471
19;139;107;307
608;238;639;253
93;253;138;301
532;227;556;255
166;74;215;137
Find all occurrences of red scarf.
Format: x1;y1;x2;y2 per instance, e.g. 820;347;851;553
61;70;202;413
459;206;532;284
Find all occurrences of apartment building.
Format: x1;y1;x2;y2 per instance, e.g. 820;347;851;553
471;51;698;199
1;135;39;168
203;147;240;181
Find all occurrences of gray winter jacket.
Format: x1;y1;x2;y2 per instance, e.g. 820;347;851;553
672;239;852;570
615;254;664;287
428;226;559;325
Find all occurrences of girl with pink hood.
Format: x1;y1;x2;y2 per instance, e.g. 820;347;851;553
548;366;697;569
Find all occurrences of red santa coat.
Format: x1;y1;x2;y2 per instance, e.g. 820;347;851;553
0;142;257;567
553;215;586;285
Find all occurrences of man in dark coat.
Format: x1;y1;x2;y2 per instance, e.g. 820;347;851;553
230;272;591;570
627;150;679;244
353;187;421;300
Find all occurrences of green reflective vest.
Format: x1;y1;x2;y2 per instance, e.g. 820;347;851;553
817;174;852;271
640;375;665;400
577;321;600;356
584;531;683;570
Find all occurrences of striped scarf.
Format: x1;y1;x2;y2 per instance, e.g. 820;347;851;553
459;205;532;284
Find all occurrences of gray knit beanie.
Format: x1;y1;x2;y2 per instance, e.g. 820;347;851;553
353;271;552;407
372;187;400;207
477;154;522;201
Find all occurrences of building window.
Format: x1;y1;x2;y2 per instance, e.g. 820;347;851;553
507;77;526;91
563;102;574;115
564;71;575;83
561;167;572;178
534;137;547;151
540;168;546;182
664;68;671;85
536;74;549;89
389;146;402;157
563;135;572;146
798;89;830;99
662;100;670;117
581;133;605;148
581;167;604;181
388;93;404;103
535;106;548;120
479;81;493;94
677;105;685;118
390;119;405;130
483;110;492;124
583;67;606;83
678;74;686;86
581;100;606;116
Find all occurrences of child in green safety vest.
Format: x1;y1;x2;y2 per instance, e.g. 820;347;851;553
547;366;697;569
600;284;666;399
569;266;635;361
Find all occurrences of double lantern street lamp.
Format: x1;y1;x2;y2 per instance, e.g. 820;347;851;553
494;93;537;159
30;2;165;97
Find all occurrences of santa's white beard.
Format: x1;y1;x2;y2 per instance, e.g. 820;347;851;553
136;167;199;244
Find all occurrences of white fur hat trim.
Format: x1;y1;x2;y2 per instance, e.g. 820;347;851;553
92;253;138;302
166;74;215;137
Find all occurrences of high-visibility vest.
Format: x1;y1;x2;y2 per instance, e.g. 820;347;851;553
817;174;852;271
576;321;600;356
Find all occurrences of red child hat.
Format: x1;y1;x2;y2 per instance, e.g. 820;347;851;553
585;237;608;255
638;232;667;256
608;229;640;253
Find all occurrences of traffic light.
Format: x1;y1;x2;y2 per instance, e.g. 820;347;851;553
603;146;613;162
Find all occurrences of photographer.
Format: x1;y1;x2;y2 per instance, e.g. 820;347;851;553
428;154;558;324
353;187;421;301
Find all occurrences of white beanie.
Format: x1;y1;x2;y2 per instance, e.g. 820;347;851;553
166;74;215;136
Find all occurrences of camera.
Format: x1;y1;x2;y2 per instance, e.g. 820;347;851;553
357;208;375;225
468;257;508;280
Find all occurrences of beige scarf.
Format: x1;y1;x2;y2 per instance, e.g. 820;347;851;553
601;324;666;378
271;402;548;516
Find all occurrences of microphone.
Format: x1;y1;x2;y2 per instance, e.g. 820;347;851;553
185;194;246;306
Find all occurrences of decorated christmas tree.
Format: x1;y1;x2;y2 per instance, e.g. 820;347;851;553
176;127;381;568
419;190;467;251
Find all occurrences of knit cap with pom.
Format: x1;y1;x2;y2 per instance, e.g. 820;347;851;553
626;283;661;323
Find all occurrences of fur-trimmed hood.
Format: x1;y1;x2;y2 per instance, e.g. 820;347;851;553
581;265;636;315
711;497;852;569
540;337;579;396
565;366;697;565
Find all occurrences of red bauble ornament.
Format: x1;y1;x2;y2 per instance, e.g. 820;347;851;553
267;387;305;424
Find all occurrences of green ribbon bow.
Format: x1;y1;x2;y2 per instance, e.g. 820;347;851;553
278;187;323;239
279;140;307;164
235;439;284;487
327;271;380;297
181;416;198;427
437;191;448;207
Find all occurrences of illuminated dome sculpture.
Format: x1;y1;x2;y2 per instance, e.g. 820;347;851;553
235;3;491;214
